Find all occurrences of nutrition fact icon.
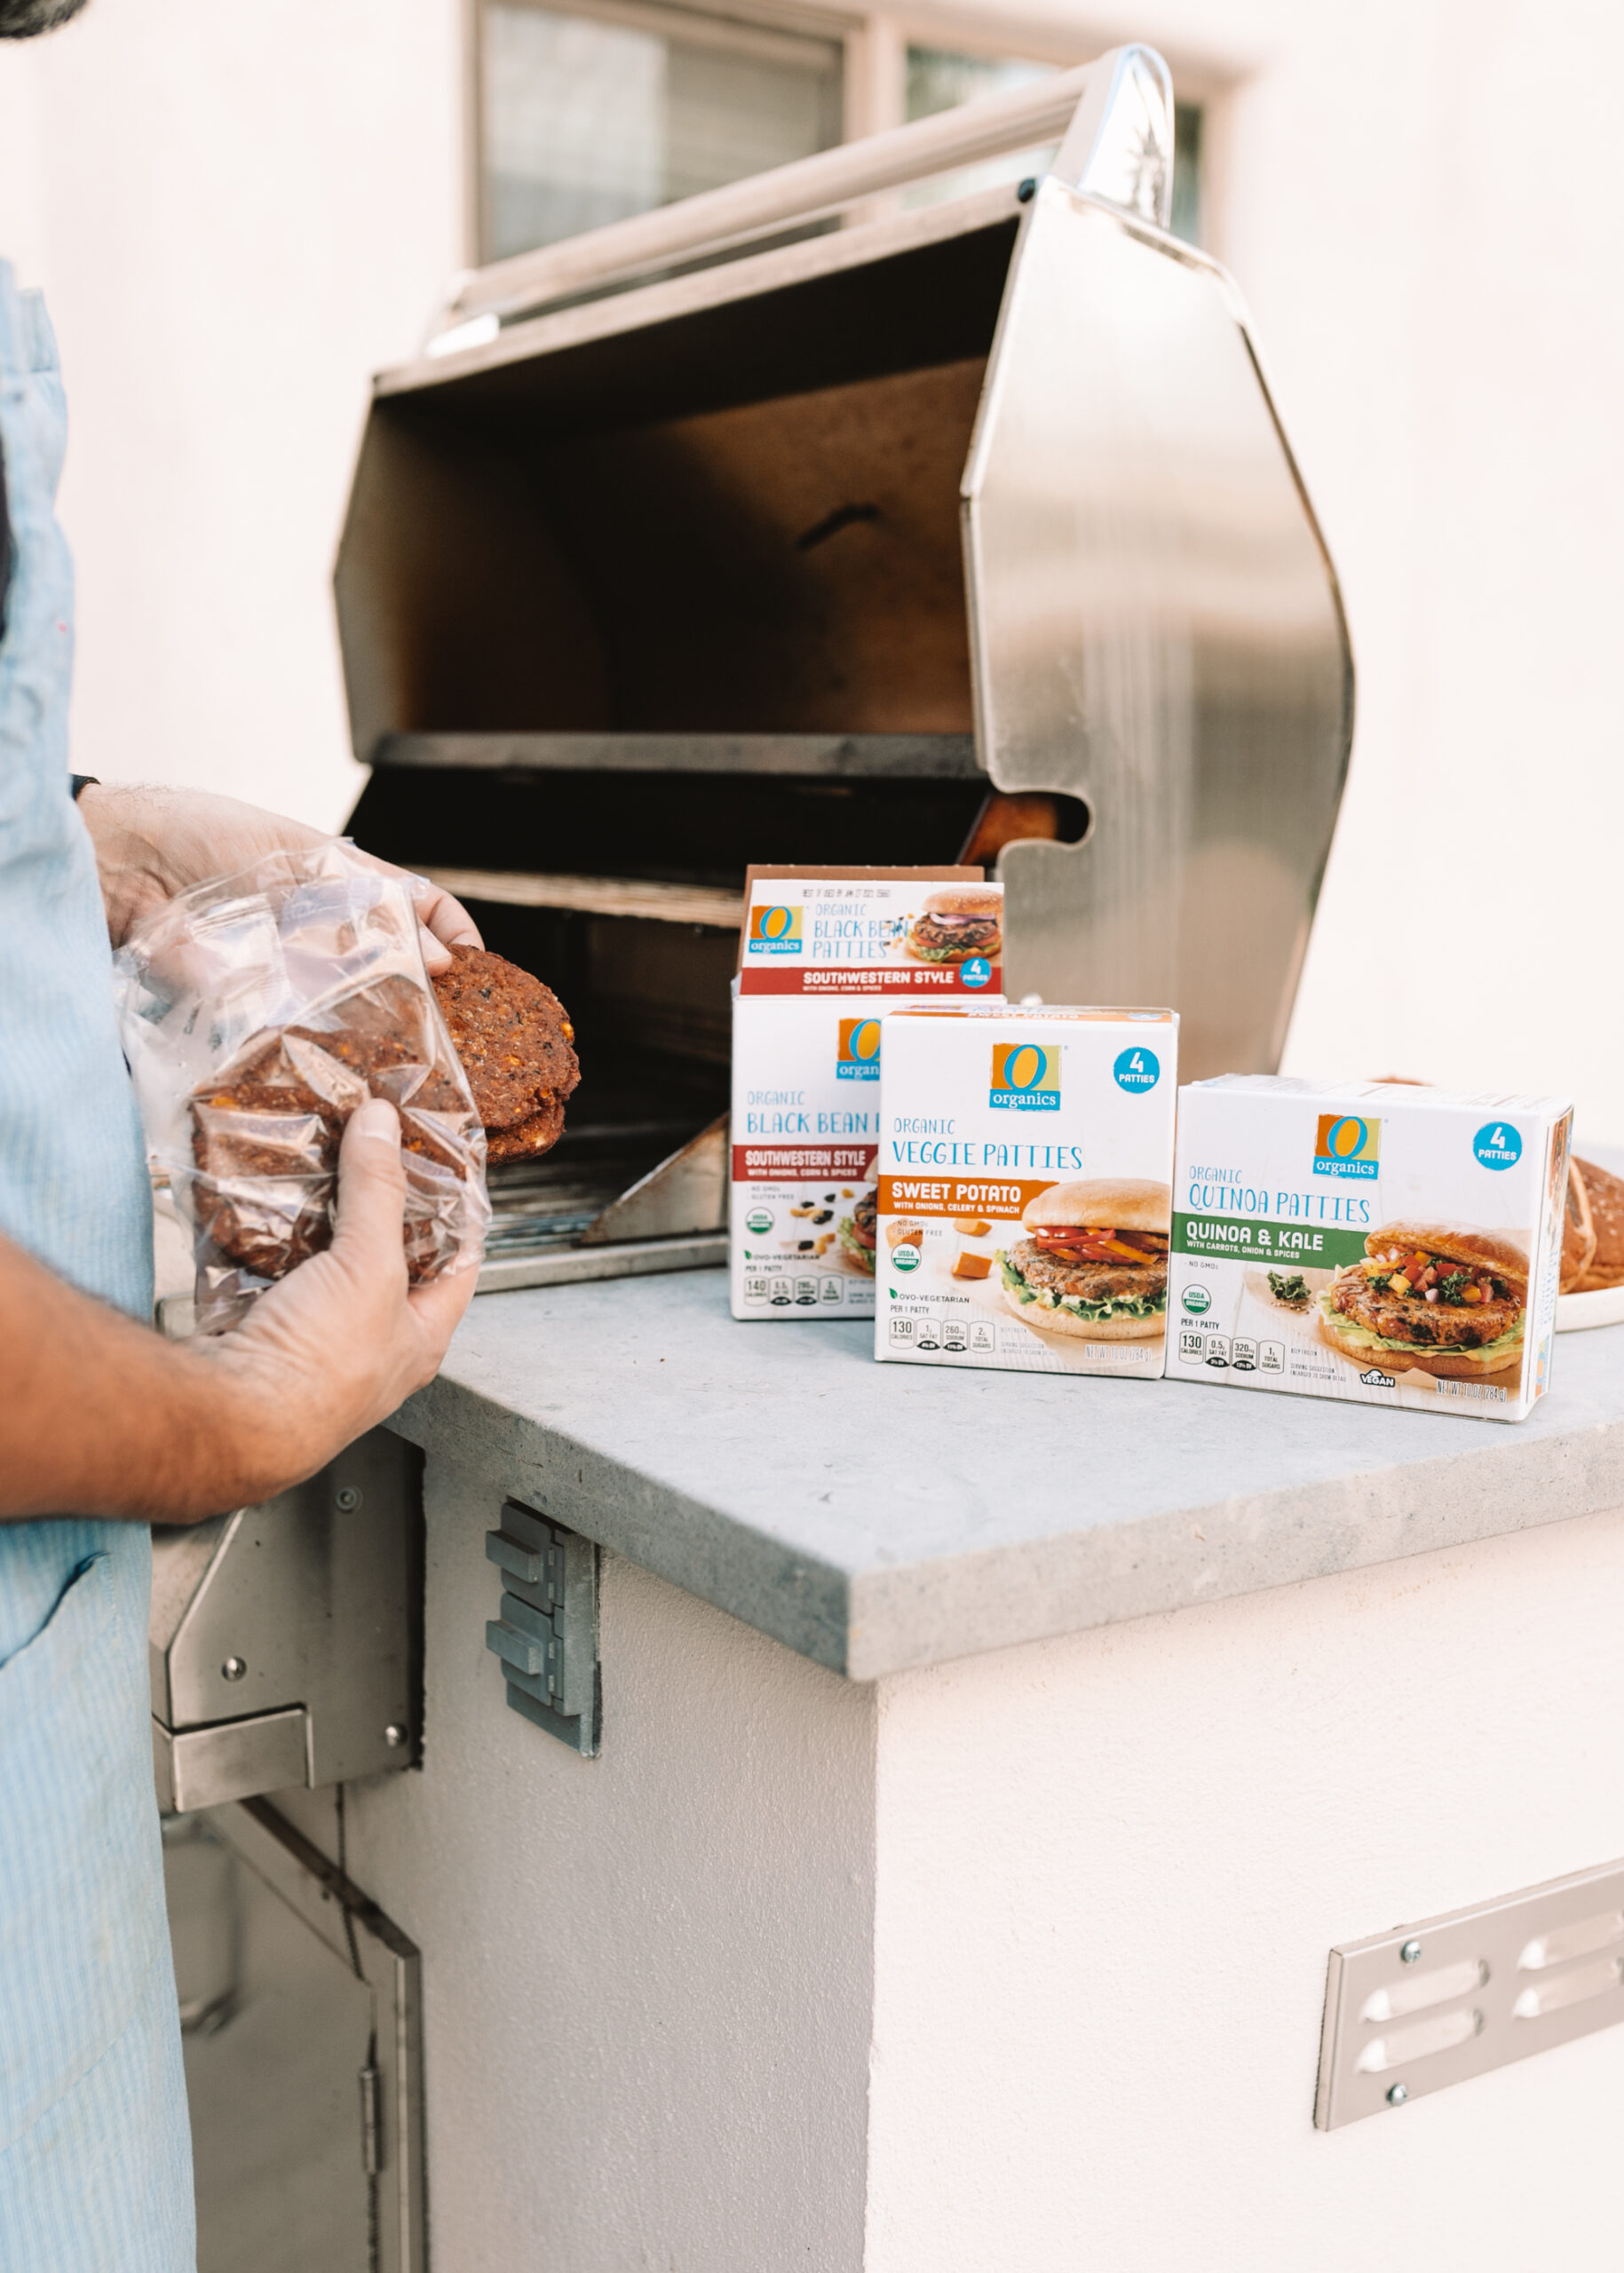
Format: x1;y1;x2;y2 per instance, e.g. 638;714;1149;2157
1178;1329;1284;1375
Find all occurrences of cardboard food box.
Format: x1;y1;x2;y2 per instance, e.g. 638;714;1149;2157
873;1005;1178;1374
730;867;1004;1319
1168;1076;1573;1420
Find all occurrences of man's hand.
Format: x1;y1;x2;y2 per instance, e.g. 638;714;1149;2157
0;1101;476;1525
202;1101;477;1493
76;781;483;975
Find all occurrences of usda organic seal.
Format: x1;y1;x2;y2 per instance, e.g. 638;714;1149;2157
746;1206;774;1235
1181;1285;1211;1315
891;1243;922;1273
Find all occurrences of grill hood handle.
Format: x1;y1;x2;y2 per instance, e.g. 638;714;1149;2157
431;43;1173;346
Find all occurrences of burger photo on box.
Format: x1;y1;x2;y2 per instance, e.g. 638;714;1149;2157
996;1180;1170;1340
836;1186;878;1274
1319;1224;1527;1378
904;886;1002;966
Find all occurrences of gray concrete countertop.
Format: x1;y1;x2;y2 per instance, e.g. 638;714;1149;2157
392;1266;1624;1681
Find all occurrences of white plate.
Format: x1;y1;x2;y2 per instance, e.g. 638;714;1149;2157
1557;1283;1624;1333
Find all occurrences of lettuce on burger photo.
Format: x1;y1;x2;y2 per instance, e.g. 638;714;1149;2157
996;1179;1169;1340
1319;1223;1527;1378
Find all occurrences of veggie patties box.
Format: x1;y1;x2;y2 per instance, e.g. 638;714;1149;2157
1168;1077;1574;1420
730;868;1003;1319
873;1006;1177;1374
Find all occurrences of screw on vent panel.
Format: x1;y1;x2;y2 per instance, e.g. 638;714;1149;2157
1316;1858;1624;2128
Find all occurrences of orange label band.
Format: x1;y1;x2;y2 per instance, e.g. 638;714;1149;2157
877;1175;1062;1220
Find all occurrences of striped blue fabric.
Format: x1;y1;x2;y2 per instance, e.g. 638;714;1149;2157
0;264;194;2269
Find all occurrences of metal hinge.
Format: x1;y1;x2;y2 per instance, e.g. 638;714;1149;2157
485;1501;600;1755
359;2061;382;2177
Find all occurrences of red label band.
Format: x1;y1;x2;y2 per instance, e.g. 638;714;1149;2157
732;1144;878;1182
739;963;1002;997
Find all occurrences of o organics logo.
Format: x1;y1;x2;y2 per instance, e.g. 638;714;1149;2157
990;1041;1059;1113
1313;1113;1380;1181
748;904;803;955
836;1017;882;1082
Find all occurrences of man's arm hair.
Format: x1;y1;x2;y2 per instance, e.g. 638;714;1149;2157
0;1232;273;1521
0;1101;475;1525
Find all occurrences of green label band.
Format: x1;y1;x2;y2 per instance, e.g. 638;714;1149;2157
1172;1214;1369;1268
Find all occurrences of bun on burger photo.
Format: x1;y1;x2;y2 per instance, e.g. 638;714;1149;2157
906;886;1002;966
996;1179;1169;1341
1319;1223;1528;1379
1570;1158;1624;1291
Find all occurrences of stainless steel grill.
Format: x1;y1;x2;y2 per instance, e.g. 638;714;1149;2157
335;44;1352;1287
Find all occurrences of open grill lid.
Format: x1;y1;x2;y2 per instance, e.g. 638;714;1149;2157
336;44;1351;1089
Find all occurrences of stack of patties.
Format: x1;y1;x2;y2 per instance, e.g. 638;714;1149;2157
996;1179;1170;1338
431;946;581;1162
1570;1157;1624;1291
190;974;479;1283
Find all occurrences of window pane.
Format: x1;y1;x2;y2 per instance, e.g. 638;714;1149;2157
904;44;1056;208
482;1;844;263
904;44;1203;245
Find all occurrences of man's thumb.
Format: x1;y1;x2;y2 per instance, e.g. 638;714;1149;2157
332;1097;407;1260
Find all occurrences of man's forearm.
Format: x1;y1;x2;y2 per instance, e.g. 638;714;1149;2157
0;1232;293;1524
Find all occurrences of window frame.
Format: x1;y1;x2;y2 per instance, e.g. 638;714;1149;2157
464;0;1219;267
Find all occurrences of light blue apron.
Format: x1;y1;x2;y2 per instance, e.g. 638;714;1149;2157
0;264;194;2269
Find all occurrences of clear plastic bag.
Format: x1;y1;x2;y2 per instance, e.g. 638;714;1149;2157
114;841;489;1333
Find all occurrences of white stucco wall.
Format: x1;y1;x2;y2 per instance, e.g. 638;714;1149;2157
3;0;1620;1133
866;1501;1624;2270
0;0;464;832
321;1452;878;2272
275;1446;1624;2267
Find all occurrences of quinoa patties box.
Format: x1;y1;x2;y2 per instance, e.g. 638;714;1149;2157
730;868;1003;1319
1168;1077;1573;1420
873;1005;1177;1374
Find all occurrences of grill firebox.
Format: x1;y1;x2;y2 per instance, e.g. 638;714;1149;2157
337;46;1352;1285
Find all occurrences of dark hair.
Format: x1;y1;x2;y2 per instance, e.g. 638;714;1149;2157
0;0;91;35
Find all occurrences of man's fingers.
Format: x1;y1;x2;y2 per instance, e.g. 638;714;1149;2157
415;881;483;954
339;848;484;967
406;1254;479;1350
331;1099;408;1266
